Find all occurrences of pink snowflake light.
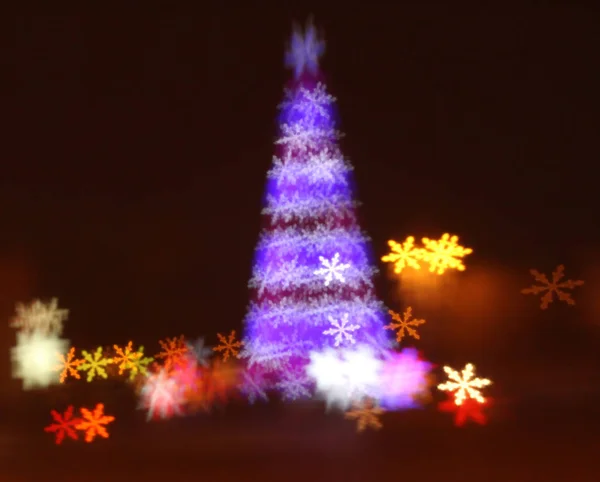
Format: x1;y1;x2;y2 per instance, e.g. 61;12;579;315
170;355;200;391
378;348;432;410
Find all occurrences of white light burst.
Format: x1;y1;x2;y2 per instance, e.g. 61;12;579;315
139;369;184;421
11;331;68;390
306;345;382;410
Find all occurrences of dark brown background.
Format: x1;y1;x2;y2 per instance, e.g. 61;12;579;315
3;4;600;480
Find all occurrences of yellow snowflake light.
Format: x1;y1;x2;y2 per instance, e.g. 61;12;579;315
344;398;385;432
420;233;472;275
55;347;82;383
384;307;425;343
113;341;154;380
437;363;491;405
155;336;188;371
213;330;244;362
77;347;113;382
521;265;584;310
381;236;424;274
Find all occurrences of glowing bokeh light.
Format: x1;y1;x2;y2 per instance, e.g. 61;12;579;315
139;368;184;421
521;264;584;309
306;345;383;410
437;363;491;405
11;331;68;389
378;348;432;410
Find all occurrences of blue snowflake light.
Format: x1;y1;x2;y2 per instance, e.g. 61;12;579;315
285;19;325;78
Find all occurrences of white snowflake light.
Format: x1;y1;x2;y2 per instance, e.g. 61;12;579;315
306;345;382;410
10;298;68;336
11;331;68;390
274;365;313;401
314;252;351;286
239;366;269;404
323;313;360;347
437;363;491;405
186;337;212;367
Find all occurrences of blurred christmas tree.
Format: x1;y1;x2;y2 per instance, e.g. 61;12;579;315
242;19;391;393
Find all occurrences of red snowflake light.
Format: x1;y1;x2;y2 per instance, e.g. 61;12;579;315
44;405;81;444
438;396;491;427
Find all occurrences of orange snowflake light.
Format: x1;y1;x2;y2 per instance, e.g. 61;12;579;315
113;341;141;373
384;307;426;343
521;265;584;309
381;236;423;274
55;347;82;383
44;405;81;444
155;335;188;371
344;398;384;432
420;233;472;275
206;359;240;401
75;403;115;443
184;375;211;412
213;330;243;362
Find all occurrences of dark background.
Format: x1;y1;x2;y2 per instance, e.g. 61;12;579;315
2;5;600;479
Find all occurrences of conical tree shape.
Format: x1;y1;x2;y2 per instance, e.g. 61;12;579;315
242;20;391;385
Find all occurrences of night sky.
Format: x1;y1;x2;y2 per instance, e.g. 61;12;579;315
4;6;600;397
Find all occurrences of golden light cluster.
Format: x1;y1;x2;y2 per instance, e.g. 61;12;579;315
382;233;473;276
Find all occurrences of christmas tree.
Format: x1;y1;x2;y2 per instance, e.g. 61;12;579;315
242;20;391;392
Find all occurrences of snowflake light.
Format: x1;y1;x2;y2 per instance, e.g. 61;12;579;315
285;18;325;78
379;348;432;410
437;363;491;405
155;335;188;371
10;298;68;336
183;375;210;413
113;341;153;380
213;330;243;362
323;313;360;347
381;236;424;274
75;403;115;442
314;252;350;286
186;337;213;367
44;405;81;444
421;233;473;275
139;368;184;421
274;364;313;401
55;347;82;383
306;345;383;410
239;364;270;404
521;264;584;309
77;347;113;382
11;331;68;389
439;395;490;427
205;360;240;403
344;398;384;432
384;307;426;344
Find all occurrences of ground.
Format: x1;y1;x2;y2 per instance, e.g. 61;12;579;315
1;395;598;481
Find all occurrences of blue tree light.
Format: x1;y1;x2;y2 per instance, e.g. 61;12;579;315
242;22;392;395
